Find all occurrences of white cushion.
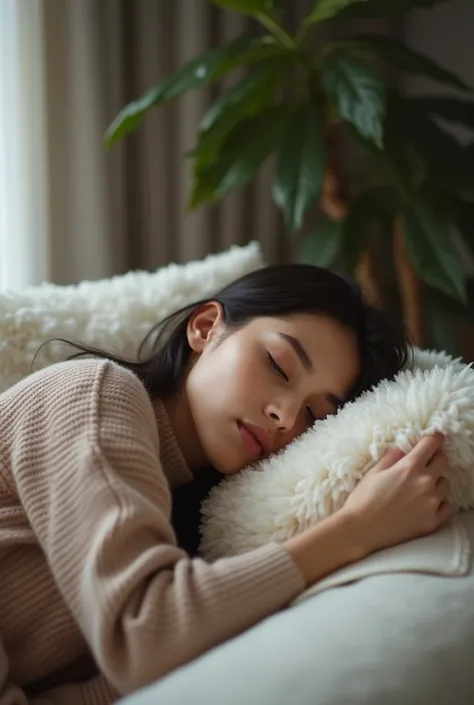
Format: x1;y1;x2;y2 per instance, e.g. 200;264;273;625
120;512;474;705
0;243;264;393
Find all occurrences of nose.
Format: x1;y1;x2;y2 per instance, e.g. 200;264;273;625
265;396;300;434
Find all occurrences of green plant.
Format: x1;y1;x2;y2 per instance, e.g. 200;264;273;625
106;0;474;355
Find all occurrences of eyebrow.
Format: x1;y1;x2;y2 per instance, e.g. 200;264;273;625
277;332;343;409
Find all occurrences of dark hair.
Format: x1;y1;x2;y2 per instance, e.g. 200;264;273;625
56;263;408;401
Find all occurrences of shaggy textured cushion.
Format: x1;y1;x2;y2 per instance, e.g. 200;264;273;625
0;243;264;393
200;348;474;561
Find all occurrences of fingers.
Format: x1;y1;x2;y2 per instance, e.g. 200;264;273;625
434;476;450;501
374;435;445;475
437;501;453;526
406;433;444;466
374;446;406;472
430;478;451;531
427;450;449;481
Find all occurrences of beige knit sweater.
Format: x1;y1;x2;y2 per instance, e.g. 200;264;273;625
0;358;305;704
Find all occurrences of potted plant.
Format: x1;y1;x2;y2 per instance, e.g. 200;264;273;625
105;0;474;354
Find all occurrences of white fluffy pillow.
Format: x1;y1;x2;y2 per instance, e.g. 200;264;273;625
200;349;474;561
0;243;264;393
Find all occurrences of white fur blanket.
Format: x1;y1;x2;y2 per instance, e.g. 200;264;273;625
200;349;473;561
0;244;263;393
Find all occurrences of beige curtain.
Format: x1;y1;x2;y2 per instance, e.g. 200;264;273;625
6;1;471;288
36;0;318;285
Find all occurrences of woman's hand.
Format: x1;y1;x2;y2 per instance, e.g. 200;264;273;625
342;433;453;556
284;433;453;589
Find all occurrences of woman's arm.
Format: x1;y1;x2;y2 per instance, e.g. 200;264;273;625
284;509;363;587
0;636;115;705
9;361;304;697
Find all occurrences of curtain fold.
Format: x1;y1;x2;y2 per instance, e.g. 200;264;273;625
35;0;305;285
0;0;391;287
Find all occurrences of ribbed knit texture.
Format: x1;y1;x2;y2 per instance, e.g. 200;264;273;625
0;359;305;704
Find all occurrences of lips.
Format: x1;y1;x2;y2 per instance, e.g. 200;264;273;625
238;423;262;459
238;421;273;457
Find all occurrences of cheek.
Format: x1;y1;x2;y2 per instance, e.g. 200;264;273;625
223;338;263;381
190;344;259;402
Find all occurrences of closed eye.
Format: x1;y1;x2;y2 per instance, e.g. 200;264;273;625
267;352;288;381
267;353;316;425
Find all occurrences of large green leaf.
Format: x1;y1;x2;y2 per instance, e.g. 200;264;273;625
190;105;290;208
299;217;343;267
337;0;451;19
273;104;325;232
105;35;263;146
214;37;286;78
210;0;273;14
343;36;469;90
193;58;287;166
307;0;369;23
408;96;474;126
403;201;466;302
321;54;386;147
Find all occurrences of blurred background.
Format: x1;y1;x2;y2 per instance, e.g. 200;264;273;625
0;0;473;355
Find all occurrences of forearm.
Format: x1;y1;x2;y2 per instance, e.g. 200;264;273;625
284;509;366;587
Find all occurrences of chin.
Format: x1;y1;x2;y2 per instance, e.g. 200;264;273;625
209;457;241;476
199;421;248;476
205;446;243;476
217;464;242;476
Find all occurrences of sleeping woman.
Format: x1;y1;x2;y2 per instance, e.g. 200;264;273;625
0;264;451;704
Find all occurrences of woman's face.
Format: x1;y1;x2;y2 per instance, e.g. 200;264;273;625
168;303;360;475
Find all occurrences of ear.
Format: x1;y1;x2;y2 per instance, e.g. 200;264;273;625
187;301;224;353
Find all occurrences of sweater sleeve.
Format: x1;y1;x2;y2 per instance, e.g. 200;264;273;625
0;635;115;705
12;360;305;696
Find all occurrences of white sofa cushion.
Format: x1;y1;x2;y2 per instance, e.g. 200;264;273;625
120;512;474;705
0;243;264;393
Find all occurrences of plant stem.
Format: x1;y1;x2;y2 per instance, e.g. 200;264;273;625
256;13;297;52
356;249;381;307
393;215;427;347
320;127;382;307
